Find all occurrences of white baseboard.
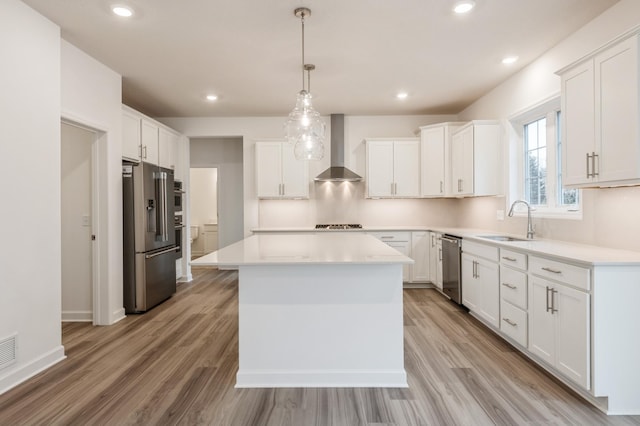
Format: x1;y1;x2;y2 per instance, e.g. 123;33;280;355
61;310;92;322
235;369;408;388
0;345;65;395
110;308;126;325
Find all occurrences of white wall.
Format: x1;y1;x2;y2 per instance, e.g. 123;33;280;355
60;40;124;324
189;168;218;255
456;0;640;251
161;114;459;230
61;123;93;322
0;0;65;393
190;138;243;249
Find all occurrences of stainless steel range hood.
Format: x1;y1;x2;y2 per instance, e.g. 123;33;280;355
314;114;363;182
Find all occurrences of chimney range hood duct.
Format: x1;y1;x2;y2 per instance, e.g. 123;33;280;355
314;114;363;182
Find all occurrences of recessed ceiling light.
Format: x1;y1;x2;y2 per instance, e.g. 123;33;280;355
396;92;408;100
453;1;476;14
502;56;519;65
112;6;133;17
206;94;218;101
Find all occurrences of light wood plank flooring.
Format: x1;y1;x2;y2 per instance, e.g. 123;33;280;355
1;268;639;425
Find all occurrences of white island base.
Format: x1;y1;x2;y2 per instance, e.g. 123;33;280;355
192;234;411;388
237;263;406;388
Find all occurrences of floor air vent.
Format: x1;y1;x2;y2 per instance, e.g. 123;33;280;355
0;335;17;370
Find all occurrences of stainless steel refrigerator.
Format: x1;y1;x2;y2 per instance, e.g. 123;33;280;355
123;161;177;313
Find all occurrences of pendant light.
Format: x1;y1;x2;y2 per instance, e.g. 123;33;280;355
284;7;326;161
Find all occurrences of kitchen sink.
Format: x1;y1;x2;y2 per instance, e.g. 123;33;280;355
476;235;529;242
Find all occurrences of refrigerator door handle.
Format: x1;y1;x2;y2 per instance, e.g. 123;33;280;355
154;171;169;242
145;246;178;259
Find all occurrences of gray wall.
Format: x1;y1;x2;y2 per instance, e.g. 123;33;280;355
190;137;244;249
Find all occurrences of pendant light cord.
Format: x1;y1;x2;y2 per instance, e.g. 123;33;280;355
301;14;306;91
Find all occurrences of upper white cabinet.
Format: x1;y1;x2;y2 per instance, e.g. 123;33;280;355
122;105;181;171
419;122;463;197
559;29;640;187
122;108;142;161
450;121;502;197
140;118;160;165
255;141;309;199
366;138;420;198
158;127;178;170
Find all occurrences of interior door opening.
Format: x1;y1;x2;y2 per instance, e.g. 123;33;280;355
60;121;97;323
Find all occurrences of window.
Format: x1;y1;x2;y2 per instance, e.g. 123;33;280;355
509;96;581;218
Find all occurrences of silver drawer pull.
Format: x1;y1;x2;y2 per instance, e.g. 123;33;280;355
501;282;517;290
502;256;517;262
503;318;517;327
542;266;562;274
380;236;394;240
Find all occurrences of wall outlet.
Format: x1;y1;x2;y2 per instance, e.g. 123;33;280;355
82;214;91;227
496;210;505;221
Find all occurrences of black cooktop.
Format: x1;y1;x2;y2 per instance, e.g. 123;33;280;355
315;224;363;230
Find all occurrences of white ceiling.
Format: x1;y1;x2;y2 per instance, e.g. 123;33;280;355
23;0;618;118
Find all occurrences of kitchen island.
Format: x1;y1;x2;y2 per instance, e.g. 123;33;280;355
191;233;413;388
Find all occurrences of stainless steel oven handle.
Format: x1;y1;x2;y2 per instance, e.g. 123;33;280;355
145;246;178;259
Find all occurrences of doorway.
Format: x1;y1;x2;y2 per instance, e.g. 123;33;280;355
189;137;244;251
60;122;96;322
189;167;218;258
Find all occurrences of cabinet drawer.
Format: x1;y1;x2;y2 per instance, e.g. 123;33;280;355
369;232;411;242
500;300;527;347
462;240;498;262
500;266;527;310
529;256;590;291
500;249;527;270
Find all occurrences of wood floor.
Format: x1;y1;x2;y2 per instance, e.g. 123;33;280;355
1;268;639;426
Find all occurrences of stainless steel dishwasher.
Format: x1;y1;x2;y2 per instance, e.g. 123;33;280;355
441;234;462;304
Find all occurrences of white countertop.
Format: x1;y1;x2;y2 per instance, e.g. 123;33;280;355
191;233;415;266
250;226;640;266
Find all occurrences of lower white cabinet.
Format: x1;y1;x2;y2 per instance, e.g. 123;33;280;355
529;275;590;390
434;233;443;289
461;241;500;328
369;231;412;282
203;224;218;254
410;231;429;283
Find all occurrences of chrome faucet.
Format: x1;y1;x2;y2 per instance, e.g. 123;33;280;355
508;200;535;239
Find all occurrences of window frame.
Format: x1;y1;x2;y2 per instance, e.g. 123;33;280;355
508;95;582;220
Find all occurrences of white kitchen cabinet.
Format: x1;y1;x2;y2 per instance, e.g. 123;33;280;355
450;121;502;197
435;235;443;290
365;139;420;198
428;232;439;287
141;118;160;165
461;240;500;327
255;141;309;199
158;127;179;170
419;123;464;197
122;108;142;162
559;29;640;187
499;249;528;348
122;105;182;171
203;224;218;254
410;231;429;283
369;232;411;282
529;275;590;390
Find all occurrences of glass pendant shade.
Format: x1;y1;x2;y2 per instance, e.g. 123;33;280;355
284;90;326;160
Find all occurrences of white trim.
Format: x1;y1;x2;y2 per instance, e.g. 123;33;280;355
60;117;112;326
0;346;65;396
61;311;93;322
507;95;583;219
235;369;408;388
110;308;127;324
